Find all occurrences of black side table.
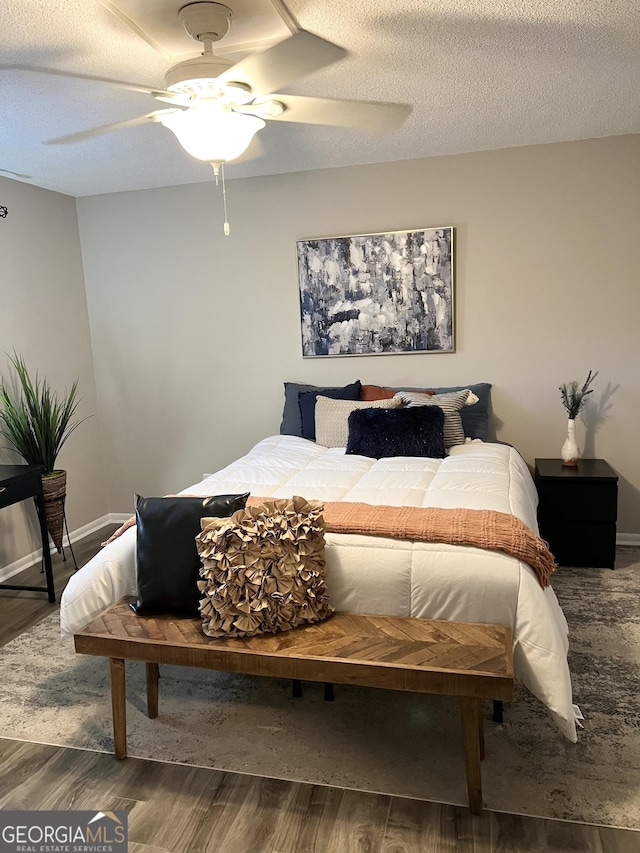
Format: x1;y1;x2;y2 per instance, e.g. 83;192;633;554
0;465;56;601
534;458;618;569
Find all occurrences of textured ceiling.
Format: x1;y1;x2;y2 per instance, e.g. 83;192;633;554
1;0;639;197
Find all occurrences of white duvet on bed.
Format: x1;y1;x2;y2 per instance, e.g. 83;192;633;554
60;435;576;741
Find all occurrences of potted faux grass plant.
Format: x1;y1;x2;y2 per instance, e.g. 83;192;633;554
0;352;88;553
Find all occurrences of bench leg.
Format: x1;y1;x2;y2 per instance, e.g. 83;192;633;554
146;662;159;719
459;697;483;815
109;657;127;760
492;699;503;724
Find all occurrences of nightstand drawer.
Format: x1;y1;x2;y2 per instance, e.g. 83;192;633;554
537;480;618;523
0;468;43;509
541;522;617;568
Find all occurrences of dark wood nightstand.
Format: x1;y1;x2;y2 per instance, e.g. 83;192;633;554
534;458;618;569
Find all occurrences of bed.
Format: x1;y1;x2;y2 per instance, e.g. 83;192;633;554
60;424;577;743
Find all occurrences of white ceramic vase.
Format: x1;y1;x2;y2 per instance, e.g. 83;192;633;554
561;418;580;467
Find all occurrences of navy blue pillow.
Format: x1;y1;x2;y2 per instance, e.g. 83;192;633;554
280;381;361;437
299;381;362;441
346;405;446;460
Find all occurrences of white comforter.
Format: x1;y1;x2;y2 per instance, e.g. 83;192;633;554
60;435;576;741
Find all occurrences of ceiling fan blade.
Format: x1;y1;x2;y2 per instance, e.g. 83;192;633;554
44;110;181;145
153;92;192;108
0;168;32;179
246;94;412;135
0;64;173;97
217;30;347;98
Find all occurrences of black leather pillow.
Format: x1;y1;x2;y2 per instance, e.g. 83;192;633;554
345;406;447;460
132;493;250;616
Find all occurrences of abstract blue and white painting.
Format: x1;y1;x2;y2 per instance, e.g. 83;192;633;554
297;227;454;357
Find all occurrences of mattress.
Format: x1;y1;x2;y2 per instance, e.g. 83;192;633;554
60;435;576;741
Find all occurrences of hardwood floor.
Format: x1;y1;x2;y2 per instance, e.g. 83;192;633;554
1;526;638;852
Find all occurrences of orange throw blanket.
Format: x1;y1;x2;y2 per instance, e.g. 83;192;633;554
247;497;556;589
101;496;556;590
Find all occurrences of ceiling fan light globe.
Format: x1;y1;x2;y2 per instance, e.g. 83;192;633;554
159;107;265;163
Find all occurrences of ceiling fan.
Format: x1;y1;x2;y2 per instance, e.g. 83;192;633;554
4;2;411;172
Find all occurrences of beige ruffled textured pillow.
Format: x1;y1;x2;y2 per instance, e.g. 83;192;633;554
196;496;333;638
315;395;402;448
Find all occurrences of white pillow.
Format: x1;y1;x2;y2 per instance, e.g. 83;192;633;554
393;389;474;447
315;396;402;448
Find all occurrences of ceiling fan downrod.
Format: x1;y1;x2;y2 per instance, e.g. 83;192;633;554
165;4;238;92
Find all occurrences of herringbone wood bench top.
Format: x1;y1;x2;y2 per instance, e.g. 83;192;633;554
75;598;513;701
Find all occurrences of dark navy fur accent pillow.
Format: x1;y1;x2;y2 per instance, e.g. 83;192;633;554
345;405;447;460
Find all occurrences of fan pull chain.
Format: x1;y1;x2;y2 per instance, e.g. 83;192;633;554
210;163;230;236
221;164;230;236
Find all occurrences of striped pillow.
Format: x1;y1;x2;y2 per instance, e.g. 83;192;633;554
393;389;474;447
315;396;402;448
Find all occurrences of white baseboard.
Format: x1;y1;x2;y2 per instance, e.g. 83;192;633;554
109;513;133;525
0;512;132;584
617;533;640;547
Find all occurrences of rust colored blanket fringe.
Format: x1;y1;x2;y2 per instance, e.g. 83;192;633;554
246;496;556;589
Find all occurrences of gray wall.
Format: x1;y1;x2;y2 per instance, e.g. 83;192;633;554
77;134;640;534
0;177;106;570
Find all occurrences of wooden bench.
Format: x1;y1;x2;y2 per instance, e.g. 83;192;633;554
74;597;513;814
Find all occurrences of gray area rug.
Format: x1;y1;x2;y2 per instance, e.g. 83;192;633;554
1;549;639;829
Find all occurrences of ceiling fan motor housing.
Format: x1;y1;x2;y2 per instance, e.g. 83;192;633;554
165;55;235;90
